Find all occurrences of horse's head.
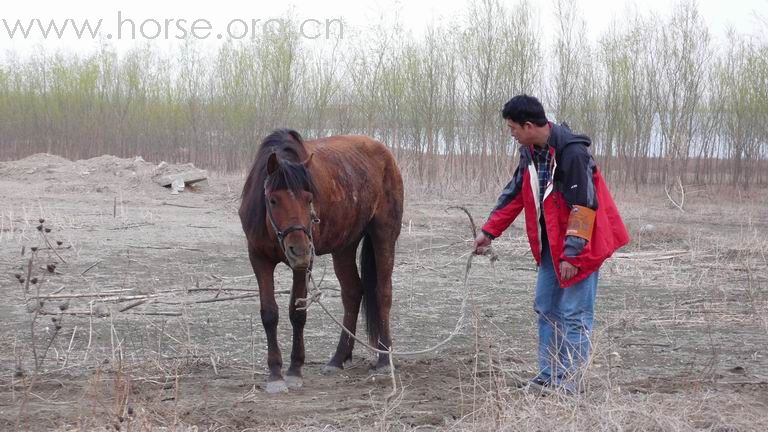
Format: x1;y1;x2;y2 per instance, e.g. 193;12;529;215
264;151;318;271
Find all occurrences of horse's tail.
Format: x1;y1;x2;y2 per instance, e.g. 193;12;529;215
360;232;381;347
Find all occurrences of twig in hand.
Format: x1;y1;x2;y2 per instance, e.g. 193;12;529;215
446;206;498;263
447;206;478;238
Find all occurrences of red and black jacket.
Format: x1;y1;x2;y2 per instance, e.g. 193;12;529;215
481;123;630;287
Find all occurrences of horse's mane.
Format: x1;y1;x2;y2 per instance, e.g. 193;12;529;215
240;129;315;239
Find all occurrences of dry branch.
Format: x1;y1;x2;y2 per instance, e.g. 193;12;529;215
161;201;204;209
127;245;204;252
80;260;101;276
664;176;686;212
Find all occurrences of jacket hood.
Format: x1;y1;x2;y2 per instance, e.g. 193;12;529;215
548;122;591;153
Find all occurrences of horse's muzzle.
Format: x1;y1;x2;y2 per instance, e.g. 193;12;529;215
286;245;312;270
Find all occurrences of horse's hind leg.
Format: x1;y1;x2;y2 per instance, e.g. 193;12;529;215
286;269;307;389
322;242;363;375
368;226;398;373
368;188;403;373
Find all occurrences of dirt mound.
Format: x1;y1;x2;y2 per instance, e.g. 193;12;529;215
14;153;72;166
0;153;74;177
76;154;152;174
0;153;206;195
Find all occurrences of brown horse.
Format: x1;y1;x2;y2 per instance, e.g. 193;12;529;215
239;129;404;393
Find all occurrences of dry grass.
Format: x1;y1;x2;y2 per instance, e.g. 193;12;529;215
2;167;767;431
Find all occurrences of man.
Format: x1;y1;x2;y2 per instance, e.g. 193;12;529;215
473;94;630;393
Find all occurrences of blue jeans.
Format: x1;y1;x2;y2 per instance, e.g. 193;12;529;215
534;239;598;389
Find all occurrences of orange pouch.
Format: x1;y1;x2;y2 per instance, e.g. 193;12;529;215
566;205;596;241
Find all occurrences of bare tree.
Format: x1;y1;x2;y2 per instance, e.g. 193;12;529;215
0;2;765;189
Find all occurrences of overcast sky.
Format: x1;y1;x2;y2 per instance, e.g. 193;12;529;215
2;0;766;55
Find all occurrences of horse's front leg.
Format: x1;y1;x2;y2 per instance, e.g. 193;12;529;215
286;268;307;389
249;250;286;393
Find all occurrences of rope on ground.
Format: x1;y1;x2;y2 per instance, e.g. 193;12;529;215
297;206;513;399
301;206;488;356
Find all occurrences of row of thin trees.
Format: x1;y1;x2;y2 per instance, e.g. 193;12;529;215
0;0;766;189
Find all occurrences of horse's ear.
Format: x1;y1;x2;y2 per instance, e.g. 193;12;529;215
302;153;314;168
267;152;280;176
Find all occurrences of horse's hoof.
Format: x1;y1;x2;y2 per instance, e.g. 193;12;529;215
369;364;393;376
321;364;343;376
285;375;303;389
265;380;288;394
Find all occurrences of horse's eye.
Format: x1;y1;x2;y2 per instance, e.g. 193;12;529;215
269;198;277;205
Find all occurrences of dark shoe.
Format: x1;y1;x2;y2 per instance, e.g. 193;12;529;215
554;382;583;396
529;376;551;388
524;377;553;396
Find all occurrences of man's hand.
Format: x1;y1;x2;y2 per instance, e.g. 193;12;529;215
473;232;492;255
560;261;578;280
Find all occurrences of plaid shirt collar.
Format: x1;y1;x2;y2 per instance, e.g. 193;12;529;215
532;144;552;206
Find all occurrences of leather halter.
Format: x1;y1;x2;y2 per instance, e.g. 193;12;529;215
264;185;320;268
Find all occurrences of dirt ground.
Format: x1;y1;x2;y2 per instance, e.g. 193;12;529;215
1;154;767;431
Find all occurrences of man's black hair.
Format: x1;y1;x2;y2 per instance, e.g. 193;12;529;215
501;94;548;126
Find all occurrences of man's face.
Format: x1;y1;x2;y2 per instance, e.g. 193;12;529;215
507;119;534;146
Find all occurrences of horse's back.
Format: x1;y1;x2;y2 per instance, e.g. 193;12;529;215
304;134;403;252
306;134;402;189
307;135;398;166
